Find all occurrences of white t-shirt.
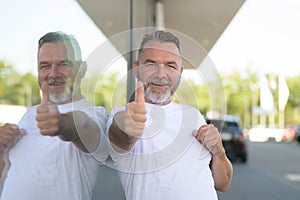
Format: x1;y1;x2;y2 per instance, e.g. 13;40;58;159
107;102;218;200
1;98;108;200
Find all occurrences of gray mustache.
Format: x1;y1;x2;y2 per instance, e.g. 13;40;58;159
148;78;171;86
48;78;66;85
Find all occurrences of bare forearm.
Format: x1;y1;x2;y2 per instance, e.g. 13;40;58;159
0;151;10;189
0;152;4;178
58;111;101;153
109;114;138;152
210;149;233;192
58;112;81;141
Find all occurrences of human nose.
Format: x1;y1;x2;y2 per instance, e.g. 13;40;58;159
155;64;167;78
49;64;59;78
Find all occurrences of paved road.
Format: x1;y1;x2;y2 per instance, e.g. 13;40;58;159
218;140;300;200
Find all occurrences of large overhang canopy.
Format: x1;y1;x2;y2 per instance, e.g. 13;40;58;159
76;0;245;101
77;0;245;69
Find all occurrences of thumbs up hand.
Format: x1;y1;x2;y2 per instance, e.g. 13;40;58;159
36;81;61;136
123;81;147;138
110;81;147;150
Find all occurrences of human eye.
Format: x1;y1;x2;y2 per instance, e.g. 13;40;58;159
39;63;51;70
142;62;158;70
144;62;155;67
166;64;177;70
58;61;72;68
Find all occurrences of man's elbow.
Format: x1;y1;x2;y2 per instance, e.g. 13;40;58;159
215;181;231;192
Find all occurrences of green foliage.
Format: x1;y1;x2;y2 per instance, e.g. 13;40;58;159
0;61;39;107
217;69;300;126
221;69;260;127
176;69;260;126
81;73;126;112
224;70;258;111
3;58;300;126
175;79;211;114
285;75;300;123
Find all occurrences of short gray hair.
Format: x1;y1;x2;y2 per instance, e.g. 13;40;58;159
137;30;182;64
38;31;82;64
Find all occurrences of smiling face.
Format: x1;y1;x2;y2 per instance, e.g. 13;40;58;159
134;41;183;105
37;41;81;104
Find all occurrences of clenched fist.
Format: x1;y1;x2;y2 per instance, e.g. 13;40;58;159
0;123;25;152
193;124;225;156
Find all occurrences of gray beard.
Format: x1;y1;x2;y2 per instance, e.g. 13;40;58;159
49;87;72;104
144;87;173;105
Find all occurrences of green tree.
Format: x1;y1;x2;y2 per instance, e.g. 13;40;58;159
286;75;300;124
175;79;211;114
220;69;260;127
82;72;126;111
0;61;39;106
65;66;300;126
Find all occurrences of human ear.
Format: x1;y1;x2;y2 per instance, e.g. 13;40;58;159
78;61;87;79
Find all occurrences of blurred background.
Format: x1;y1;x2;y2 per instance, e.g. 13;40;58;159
1;0;300;199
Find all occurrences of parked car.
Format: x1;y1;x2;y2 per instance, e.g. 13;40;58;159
288;124;300;144
282;127;295;142
206;115;247;163
294;125;300;143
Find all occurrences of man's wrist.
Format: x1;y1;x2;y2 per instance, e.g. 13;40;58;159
212;146;226;158
57;113;80;141
109;115;137;151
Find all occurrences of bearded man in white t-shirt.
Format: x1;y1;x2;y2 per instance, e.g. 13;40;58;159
108;30;233;200
0;32;124;200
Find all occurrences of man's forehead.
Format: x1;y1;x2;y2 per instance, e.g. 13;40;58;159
38;42;75;59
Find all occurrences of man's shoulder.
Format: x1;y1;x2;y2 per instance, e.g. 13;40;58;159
72;98;107;113
22;104;39;114
109;106;126;114
173;102;200;112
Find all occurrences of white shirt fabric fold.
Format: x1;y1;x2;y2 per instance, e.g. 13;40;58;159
106;102;218;200
1;98;108;200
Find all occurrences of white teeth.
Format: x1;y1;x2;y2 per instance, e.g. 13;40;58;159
48;79;55;85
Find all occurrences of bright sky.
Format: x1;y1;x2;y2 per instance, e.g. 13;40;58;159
1;0;300;78
0;0;106;76
209;0;300;77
